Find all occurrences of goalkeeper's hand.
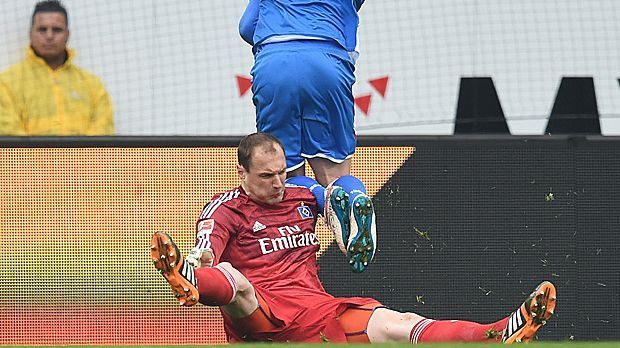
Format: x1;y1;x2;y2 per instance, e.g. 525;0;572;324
186;247;214;268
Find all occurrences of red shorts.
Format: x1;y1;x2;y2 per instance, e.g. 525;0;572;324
222;286;382;343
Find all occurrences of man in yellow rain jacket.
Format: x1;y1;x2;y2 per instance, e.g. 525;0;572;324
0;0;114;136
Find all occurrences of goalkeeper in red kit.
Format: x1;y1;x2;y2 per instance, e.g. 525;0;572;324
151;132;556;344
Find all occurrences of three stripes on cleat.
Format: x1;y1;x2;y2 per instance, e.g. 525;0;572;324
502;281;557;344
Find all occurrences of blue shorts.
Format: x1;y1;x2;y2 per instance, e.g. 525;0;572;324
251;40;357;171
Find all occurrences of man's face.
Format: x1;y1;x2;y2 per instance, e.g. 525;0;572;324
239;144;287;205
30;12;69;62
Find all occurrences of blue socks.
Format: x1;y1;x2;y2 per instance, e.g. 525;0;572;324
285;175;368;213
332;175;367;203
285;176;325;212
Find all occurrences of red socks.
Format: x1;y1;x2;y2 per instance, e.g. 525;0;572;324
410;317;509;343
195;265;237;306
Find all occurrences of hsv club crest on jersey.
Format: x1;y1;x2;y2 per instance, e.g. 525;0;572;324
297;204;314;219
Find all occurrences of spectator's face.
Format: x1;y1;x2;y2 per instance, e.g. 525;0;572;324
239;144;287;205
30;12;69;62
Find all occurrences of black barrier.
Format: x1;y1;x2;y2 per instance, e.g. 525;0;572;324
318;135;620;341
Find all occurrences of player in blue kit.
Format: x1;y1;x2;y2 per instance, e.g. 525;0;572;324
238;0;375;272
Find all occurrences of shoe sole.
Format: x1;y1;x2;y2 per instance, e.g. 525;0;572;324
325;186;351;254
503;281;557;344
151;232;199;306
347;195;376;273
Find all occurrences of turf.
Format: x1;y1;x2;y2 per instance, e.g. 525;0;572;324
2;343;619;348
230;344;610;348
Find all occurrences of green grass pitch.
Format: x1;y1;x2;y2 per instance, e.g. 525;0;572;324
2;343;619;348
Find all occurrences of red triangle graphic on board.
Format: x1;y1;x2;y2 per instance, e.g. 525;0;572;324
236;75;252;97
369;76;389;98
354;94;372;116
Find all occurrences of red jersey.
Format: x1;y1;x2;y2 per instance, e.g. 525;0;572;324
194;185;378;342
195;185;325;296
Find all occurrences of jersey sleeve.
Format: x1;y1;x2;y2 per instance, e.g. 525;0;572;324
238;0;259;45
194;202;236;265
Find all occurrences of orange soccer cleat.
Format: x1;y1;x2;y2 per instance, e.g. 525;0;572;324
502;281;557;344
151;231;199;306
